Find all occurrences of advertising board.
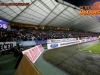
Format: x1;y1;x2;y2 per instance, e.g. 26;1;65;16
0;42;16;52
0;20;8;30
47;43;60;49
47;38;77;43
22;45;44;63
47;37;98;50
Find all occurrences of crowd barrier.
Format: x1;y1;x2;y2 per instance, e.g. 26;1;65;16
47;37;99;49
0;41;45;74
15;55;43;75
22;44;44;63
15;44;44;75
0;37;99;51
0;40;47;52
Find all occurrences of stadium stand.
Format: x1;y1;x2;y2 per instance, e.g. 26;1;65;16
0;28;99;42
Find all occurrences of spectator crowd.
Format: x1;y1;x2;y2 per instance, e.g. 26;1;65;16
0;28;99;42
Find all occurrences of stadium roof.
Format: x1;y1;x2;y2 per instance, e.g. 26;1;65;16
0;0;100;32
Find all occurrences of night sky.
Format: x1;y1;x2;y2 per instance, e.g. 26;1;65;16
56;0;100;21
63;0;100;7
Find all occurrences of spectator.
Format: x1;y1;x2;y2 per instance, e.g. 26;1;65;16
0;28;99;41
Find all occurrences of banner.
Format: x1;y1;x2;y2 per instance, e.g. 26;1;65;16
0;42;16;52
16;40;47;46
47;37;99;50
47;43;60;49
22;45;44;63
47;38;77;43
67;38;77;41
47;41;77;49
16;41;36;46
47;39;66;43
35;40;47;45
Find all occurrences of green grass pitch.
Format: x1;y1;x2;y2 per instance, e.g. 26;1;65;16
43;41;100;75
82;42;100;54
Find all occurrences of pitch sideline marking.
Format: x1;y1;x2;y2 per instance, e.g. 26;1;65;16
80;42;100;51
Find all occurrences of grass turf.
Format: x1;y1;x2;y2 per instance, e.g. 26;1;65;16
43;41;100;75
82;42;100;54
0;54;17;75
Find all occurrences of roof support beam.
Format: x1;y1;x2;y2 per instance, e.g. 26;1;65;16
0;10;13;21
0;1;19;14
39;0;59;25
39;0;71;24
45;6;69;26
11;0;36;21
39;0;72;20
